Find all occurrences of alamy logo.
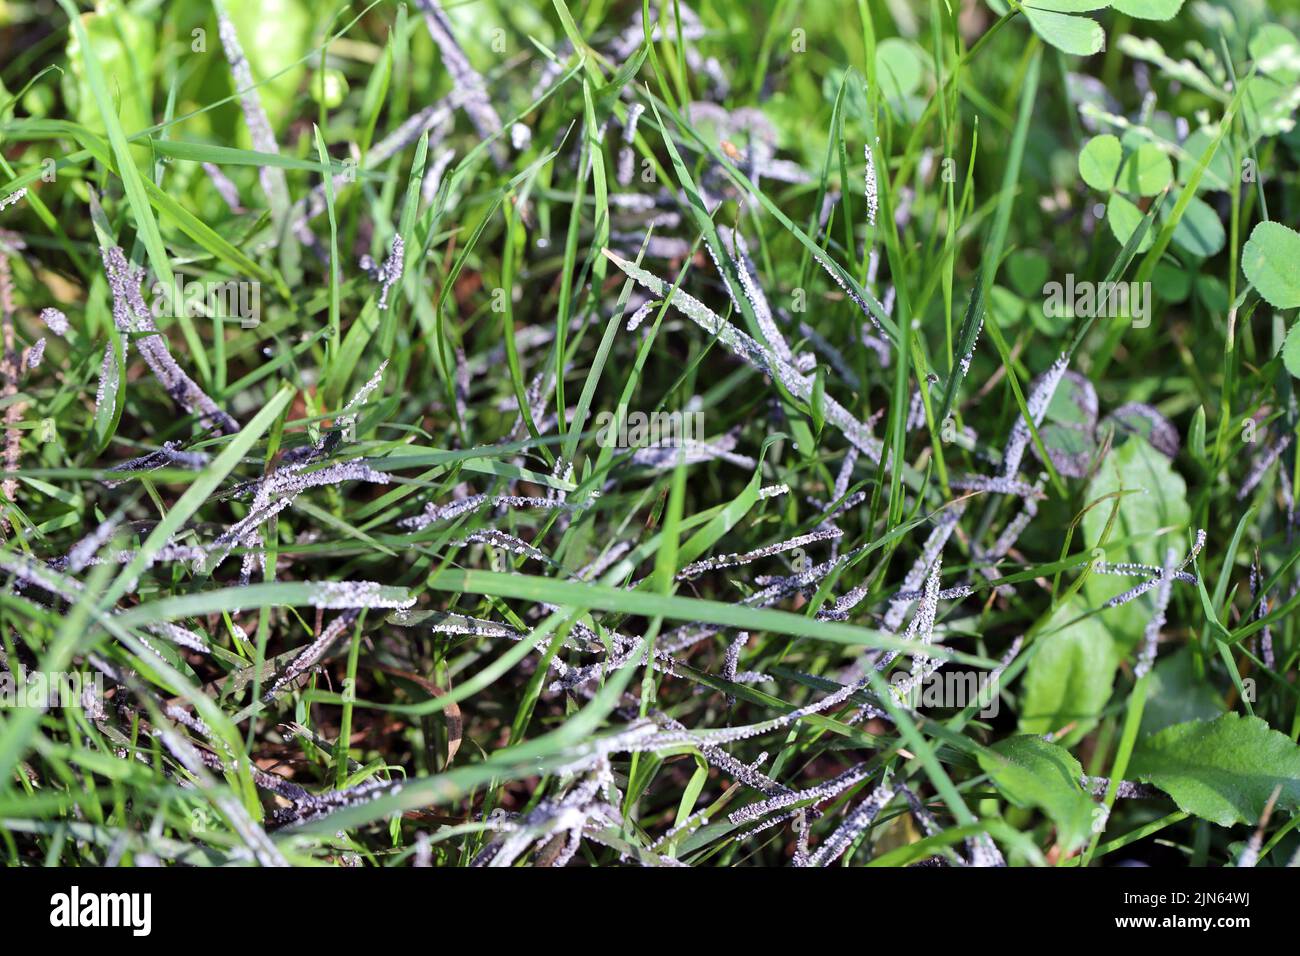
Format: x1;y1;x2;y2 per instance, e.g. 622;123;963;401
1042;274;1151;328
49;886;152;936
890;669;1001;717
0;668;103;709
594;409;705;449
149;278;262;328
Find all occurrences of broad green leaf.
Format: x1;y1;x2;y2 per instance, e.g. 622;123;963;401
1106;193;1154;252
1243;221;1300;309
1078;134;1122;190
978;735;1096;850
1024;0;1110;12
1243;74;1300;139
1007;249;1050;298
1250;24;1300;85
1119;144;1173;196
1282;321;1300;379
1033;422;1098;477
1152;261;1192;302
1111;0;1185;19
1176;129;1232;192
1130;713;1300;826
875;38;924;100
1022;7;1105;57
64;0;154;154
989;284;1026;327
1031;372;1099;477
1165;192;1225;258
1021;599;1118;739
1140;648;1224;735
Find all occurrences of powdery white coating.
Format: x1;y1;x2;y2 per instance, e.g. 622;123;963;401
398;493;564;531
800;779;896;867
202;161;245;213
602;249;886;463
208;459;391;568
677;527;843;580
864;141;879;228
1083;776;1159;799
719;227;797;368
411;0;506;168
1134;546;1179;679
999;351;1070;480
214;4;290;222
420;145;457;208
883;503;965;633
729;762;874;826
1250;558;1275;669
1238;432;1293;501
99;246;240;434
949;473;1046;500
1101;529;1205;611
617;104;646;186
93;340;121;424
148;621;211;655
103;440;211;488
66;514;123;573
629;435;756;471
0;188;26;212
39;308;69;337
264;609;362;699
26;338;45;369
309;580;416;610
376;235;404;310
1106;402;1180;459
452;529;555;566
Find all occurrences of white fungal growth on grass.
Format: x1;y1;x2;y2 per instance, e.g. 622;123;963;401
617;103;645;186
100;245;239;434
602;249;886;463
801;778;896;867
103;441;212;488
412;0;506;168
677;528;843;580
864;141;879;228
452;529;556;566
376;235;404;310
264;609;362;699
39;307;69;337
214;3;291;223
308;580;417;610
398;493;565;531
202;161;246;213
625;300;656;332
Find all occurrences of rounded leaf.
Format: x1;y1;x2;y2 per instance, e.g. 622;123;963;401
1177;128;1233;193
1283;321;1300;379
1250;24;1300;84
1106;193;1154;252
1111;0;1185;19
1119;144;1173;196
1079;134;1123;190
875;38;924;100
1166;193;1225;258
1243;221;1300;309
1023;6;1105;57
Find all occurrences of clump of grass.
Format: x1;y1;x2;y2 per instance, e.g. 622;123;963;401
0;0;1298;869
